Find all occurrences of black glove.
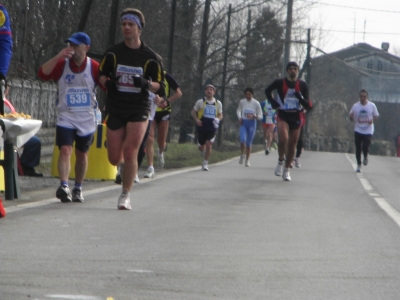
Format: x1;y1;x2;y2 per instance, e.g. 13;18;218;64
132;75;149;90
0;73;7;88
105;75;120;92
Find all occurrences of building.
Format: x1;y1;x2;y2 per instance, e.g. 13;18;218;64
310;42;400;142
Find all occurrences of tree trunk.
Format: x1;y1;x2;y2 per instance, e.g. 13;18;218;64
177;0;198;143
16;0;27;76
77;0;95;32
195;0;211;92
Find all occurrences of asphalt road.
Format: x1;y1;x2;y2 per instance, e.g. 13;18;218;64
1;150;400;300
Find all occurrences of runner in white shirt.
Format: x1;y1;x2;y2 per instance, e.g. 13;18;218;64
236;87;262;166
191;84;223;171
38;32;103;203
349;89;379;172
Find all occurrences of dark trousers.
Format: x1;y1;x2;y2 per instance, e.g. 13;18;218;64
138;120;152;168
354;131;372;165
296;125;304;158
20;136;41;168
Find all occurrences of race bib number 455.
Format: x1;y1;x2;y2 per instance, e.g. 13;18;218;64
284;97;300;110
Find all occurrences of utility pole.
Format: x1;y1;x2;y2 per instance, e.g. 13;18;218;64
297;28;312;149
217;4;231;147
107;0;120;48
167;0;177;73
77;0;94;31
305;29;311;86
166;0;177;144
305;28;311;145
196;0;211;91
282;0;293;75
363;19;366;42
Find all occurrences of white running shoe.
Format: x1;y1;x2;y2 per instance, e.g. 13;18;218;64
363;157;368;166
202;161;209;171
134;173;140;183
56;185;72;203
144;167;155;178
158;151;165;168
275;160;284;176
356;165;361;173
239;155;244;164
294;157;301;168
72;188;84;203
117;192;132;210
245;160;250;167
282;168;291;181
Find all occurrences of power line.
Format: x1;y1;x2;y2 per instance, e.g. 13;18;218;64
302;0;400;14
297;27;400;36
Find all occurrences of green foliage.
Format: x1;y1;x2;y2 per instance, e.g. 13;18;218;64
369;139;395;156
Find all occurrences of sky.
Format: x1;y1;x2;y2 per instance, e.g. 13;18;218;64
302;0;400;56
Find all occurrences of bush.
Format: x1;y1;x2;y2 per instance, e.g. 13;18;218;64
369;139;395;156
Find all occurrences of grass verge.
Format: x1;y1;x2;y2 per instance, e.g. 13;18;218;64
37;143;265;174
141;143;264;169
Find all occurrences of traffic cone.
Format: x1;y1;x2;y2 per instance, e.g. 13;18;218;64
0;198;6;218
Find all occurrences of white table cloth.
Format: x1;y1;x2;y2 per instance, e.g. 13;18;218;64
0;118;42;147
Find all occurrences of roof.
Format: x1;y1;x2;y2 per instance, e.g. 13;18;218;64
312;43;400;66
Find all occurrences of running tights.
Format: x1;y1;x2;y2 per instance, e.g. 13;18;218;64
354;131;372;165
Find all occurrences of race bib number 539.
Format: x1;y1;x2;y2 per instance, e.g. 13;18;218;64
66;87;91;111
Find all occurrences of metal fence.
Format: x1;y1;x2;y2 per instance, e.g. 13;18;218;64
8;79;57;128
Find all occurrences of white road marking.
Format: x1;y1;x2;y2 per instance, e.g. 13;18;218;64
5;185;121;213
374;198;400;227
6;158;238;214
346;153;400;227
45;295;101;300
127;269;154;273
359;177;373;191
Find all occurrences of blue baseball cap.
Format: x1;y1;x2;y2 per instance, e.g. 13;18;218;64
65;32;91;46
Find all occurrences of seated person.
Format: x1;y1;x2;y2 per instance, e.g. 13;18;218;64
3;82;43;177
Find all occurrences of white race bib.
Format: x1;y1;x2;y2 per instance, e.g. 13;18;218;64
244;108;255;119
66;86;91;111
284;90;300;110
203;104;217;118
116;64;142;93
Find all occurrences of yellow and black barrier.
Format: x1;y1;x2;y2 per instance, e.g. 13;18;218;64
51;124;117;180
